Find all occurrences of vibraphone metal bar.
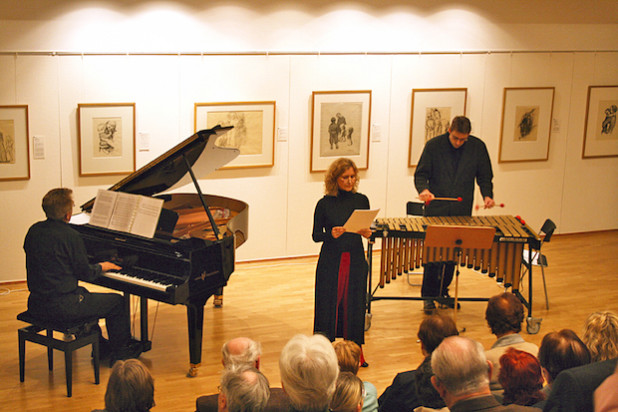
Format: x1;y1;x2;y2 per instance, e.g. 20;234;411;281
366;215;539;317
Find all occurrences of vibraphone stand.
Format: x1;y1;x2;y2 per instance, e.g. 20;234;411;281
423;224;495;324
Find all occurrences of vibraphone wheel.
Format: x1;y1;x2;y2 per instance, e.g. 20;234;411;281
526;316;542;334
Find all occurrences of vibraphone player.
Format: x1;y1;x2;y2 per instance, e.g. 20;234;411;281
414;115;495;314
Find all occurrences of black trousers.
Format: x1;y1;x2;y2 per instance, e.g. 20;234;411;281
421;262;455;298
28;287;131;351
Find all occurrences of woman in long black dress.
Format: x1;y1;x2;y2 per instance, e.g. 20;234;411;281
312;158;372;364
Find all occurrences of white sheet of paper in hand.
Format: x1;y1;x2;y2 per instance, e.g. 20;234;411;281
343;209;380;233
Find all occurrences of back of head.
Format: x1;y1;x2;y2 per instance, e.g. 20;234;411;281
105;359;154;412
582;311;618;362
333;340;361;375
220;364;270;412
431;336;489;397
449;116;471;134
42;188;73;221
538;329;591;383
279;334;339;411
498;348;545;406
330;371;364;412
485;292;524;336
418;314;459;354
222;337;262;368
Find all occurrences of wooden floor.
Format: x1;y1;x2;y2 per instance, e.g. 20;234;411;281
1;231;617;411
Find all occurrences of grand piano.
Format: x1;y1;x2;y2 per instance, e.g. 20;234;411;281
70;126;248;377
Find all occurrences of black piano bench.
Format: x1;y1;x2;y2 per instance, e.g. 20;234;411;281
17;311;100;397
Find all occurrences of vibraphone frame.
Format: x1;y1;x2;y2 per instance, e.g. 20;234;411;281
366;215;542;332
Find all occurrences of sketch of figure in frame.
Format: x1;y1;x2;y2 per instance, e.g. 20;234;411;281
424;107;451;142
598;101;618;140
208;110;263;155
0;120;16;164
319;102;362;157
93;117;123;157
513;105;539;142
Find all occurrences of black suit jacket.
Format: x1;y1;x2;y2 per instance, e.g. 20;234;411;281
543;358;618;412
196;387;290;412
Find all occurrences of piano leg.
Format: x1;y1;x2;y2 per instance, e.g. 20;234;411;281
139;297;152;351
186;296;208;377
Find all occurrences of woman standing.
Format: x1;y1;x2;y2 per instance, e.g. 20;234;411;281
312;158;372;363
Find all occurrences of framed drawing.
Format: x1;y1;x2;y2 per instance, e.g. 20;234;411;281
195;101;276;169
311;90;371;172
499;87;555;163
409;88;467;167
582;85;618;159
78;103;135;176
0;105;30;181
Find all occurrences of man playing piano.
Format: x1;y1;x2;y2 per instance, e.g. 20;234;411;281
23;188;142;365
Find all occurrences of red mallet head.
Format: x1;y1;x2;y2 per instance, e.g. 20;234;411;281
457;197;462;202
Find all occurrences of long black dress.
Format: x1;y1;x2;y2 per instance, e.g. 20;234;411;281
312;189;370;345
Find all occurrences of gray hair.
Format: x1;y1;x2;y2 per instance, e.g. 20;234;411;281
431;336;490;397
222;337;262;368
220;364;270;412
279;334;339;411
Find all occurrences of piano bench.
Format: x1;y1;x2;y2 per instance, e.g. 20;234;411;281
17;311;101;397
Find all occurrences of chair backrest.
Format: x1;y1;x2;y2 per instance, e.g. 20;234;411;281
540;219;557;243
406;201;425;216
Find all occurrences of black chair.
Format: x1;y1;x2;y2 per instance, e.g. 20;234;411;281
405;201;425;286
17;311;100;397
521;218;556;310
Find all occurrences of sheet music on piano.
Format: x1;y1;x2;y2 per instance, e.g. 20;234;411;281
89;189;164;238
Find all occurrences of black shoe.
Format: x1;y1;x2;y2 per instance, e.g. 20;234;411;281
423;300;436;314
109;341;144;367
361;361;369;368
437;296;461;310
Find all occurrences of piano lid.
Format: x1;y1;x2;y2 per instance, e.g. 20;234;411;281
81;126;237;211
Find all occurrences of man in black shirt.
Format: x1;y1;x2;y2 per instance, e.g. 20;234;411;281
24;187;141;364
414;116;495;313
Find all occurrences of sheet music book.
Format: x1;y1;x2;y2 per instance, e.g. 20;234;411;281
89;189;164;238
343;209;380;233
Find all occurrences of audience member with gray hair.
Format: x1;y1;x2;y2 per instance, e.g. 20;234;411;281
430;336;538;411
222;337;262;369
217;364;270;412
279;334;340;412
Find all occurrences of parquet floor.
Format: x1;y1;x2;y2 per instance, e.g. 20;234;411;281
0;231;616;411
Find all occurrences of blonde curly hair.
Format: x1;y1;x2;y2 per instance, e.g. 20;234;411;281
582;311;618;362
324;158;359;196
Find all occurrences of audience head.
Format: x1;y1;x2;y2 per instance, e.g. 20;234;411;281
324;158;359;195
42;188;74;221
498;348;545;406
279;334;339;411
333;340;361;375
431;336;490;406
538;329;591;384
218;364;270;412
104;359;155;412
582;310;618;362
222;337;262;369
485;292;525;336
330;371;364;412
417;314;459;355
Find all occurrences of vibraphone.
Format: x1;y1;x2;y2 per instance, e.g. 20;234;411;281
366;215;539;321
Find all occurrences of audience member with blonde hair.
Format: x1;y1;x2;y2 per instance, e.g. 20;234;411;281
279;334;339;412
92;358;154;412
333;340;377;411
330;372;365;412
582;310;618;362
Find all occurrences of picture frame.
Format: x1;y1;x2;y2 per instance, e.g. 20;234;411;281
311;90;371;172
78;103;136;176
582;85;618;159
498;87;555;163
195;101;276;169
409;88;467;167
0;105;30;181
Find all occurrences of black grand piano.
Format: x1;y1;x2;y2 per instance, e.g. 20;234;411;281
70;126;248;377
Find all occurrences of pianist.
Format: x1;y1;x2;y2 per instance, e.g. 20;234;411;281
23;188;142;364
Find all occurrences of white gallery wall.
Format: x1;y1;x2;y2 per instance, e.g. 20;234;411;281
1;0;617;283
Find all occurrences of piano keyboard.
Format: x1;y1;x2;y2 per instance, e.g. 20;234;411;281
103;271;172;292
